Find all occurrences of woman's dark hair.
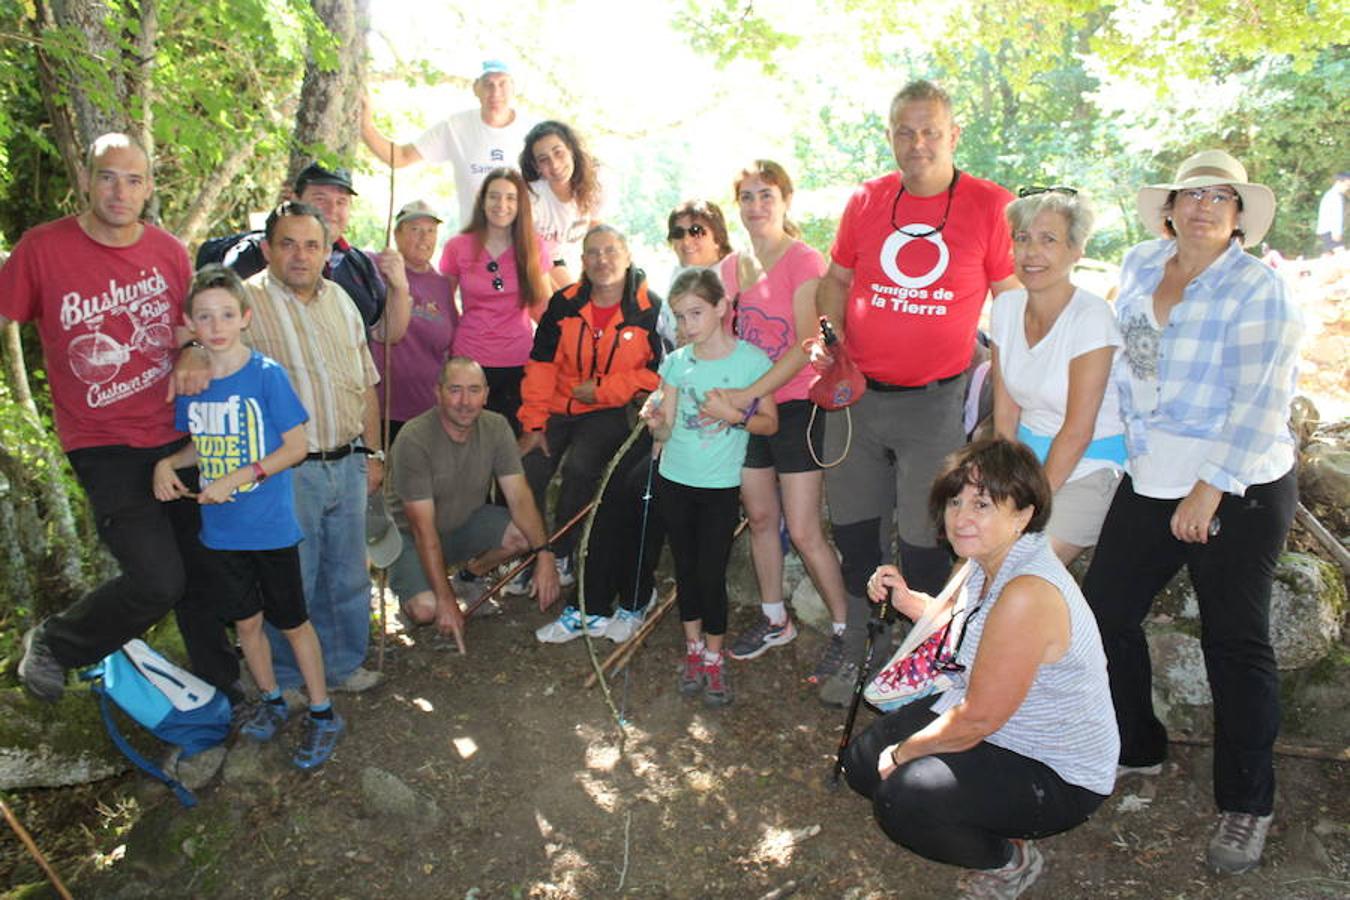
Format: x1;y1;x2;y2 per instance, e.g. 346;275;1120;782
462;167;547;308
928;438;1052;539
1161;188;1246;242
666;199;733;259
519;120;601;216
668;267;727;309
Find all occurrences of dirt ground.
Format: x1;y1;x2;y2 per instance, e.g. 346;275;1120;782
3;565;1348;900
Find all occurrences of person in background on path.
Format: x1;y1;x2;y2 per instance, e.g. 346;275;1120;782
439;168;551;436
1314;171;1349;253
6;132;239;704
361;59;535;229
522;226;664;640
197;163;410;339
643;268;777;707
814;78;1019;708
713;161;850;682
371;200;457;447
243;202;386;695
386;357;560;651
153;265;343;769
520;121;606;290
990;188;1124;565
845;439;1116;900
1085;150;1302;876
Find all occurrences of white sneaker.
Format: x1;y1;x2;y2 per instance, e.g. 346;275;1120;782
603;607;644;643
502;564;534;596
555;554;576;587
535;606;608;643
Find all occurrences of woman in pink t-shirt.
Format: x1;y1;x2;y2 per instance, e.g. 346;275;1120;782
715;161;848;682
440;167;551;434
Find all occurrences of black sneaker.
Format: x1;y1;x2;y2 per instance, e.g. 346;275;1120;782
19;627;67;703
728;616;797;660
807;632;847;685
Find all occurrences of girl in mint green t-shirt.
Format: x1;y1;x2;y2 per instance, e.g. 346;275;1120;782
643;268;776;706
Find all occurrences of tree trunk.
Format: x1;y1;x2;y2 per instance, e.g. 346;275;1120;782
288;0;369;183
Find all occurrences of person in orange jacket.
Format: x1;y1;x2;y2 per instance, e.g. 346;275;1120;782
516;226;664;633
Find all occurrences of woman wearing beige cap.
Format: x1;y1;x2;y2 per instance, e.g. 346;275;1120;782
1083;150;1302;876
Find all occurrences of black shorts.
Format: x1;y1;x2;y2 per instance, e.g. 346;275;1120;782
743;399;825;474
201;545;309;631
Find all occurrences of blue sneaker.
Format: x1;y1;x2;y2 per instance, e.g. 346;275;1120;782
535;606;608;643
293;712;345;770
241;700;288;742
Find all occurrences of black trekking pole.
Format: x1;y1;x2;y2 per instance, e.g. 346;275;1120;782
830;596;896;788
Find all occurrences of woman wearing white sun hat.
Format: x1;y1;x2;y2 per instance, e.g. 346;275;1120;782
1083;149;1302;877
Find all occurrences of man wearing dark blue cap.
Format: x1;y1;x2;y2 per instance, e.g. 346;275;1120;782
361;60;535;227
197;163;410;341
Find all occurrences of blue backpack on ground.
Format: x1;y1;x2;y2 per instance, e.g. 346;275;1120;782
81;640;232;807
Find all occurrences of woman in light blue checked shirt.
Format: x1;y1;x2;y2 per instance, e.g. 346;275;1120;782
1084;150;1301;878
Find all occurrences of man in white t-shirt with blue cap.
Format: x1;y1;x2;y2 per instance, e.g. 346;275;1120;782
361;60;535;228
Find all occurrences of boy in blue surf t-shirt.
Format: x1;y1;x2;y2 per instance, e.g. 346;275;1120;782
154;264;342;770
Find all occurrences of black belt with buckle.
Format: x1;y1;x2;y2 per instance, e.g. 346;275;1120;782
305;442;357;463
864;371;964;393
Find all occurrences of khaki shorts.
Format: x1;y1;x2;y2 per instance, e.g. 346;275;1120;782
1046;467;1122;549
388;504;512;601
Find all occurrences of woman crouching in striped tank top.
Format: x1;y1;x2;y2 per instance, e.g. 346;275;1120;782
843;439;1117;899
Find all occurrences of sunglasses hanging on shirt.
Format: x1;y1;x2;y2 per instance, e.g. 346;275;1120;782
891;170;961;238
485;259;504;291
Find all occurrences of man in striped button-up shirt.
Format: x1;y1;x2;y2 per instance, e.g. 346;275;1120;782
244;201;385;694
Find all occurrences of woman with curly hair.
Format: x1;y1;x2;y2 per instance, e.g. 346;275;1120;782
520;120;606;290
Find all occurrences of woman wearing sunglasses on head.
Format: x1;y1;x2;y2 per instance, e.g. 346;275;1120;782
520;121;607;291
990;188;1124;566
710;161;849;687
1084;150;1301;876
438;168;551;435
845;438;1116;900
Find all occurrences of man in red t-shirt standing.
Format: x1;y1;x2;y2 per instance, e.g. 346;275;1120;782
2;133;236;702
815;80;1019;705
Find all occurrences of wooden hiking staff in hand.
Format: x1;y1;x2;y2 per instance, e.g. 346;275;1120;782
461;500;598;620
584;518;749;688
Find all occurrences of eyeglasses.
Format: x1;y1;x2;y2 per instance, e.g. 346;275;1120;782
667;223;708;241
486;259;503;291
583;246;624;261
1178;187;1239;206
891;170;961;238
1018;185;1078;198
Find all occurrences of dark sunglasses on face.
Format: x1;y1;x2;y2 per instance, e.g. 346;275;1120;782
1018;185;1079;198
486;259;504;291
668;223;708;241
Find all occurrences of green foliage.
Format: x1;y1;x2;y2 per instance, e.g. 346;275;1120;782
673;0;800;73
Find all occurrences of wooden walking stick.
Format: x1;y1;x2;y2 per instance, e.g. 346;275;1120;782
0;796;74;900
461;500;598;620
374;141;397;672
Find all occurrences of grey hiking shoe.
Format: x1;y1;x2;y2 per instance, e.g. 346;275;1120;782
19;627;67;703
957;840;1044;899
1207;811;1273;875
808;632;847;685
703;654;733;707
678;650;704;696
818;660;861;708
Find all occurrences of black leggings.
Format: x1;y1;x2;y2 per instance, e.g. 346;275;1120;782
580;431;666;617
656;474;740;636
844;704;1106;870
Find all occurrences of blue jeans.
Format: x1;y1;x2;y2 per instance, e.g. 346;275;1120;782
267;452;370;688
